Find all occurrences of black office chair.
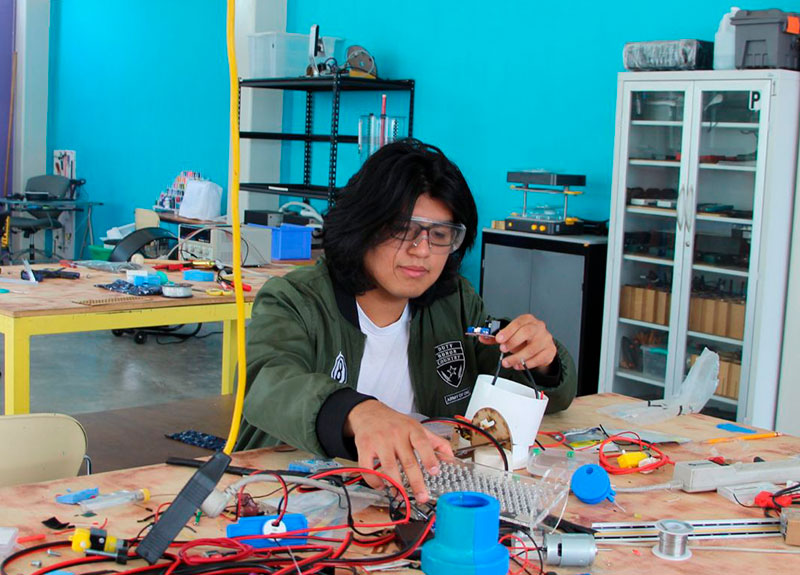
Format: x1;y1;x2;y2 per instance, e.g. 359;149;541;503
108;227;200;344
9;175;84;263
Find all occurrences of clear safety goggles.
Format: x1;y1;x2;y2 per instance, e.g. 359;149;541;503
390;216;467;254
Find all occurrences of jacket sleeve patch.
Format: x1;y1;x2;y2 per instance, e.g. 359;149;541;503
330;351;348;384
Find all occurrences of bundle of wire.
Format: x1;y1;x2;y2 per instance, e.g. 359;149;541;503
597;431;673;475
0;467;436;575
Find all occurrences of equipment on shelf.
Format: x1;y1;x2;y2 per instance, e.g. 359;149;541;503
505;171;586;235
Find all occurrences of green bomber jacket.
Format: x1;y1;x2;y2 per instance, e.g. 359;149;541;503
236;261;577;458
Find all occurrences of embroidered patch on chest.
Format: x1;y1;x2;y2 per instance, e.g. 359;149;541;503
330;352;347;384
434;341;465;388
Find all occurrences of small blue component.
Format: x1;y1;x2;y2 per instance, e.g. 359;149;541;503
183;270;215;282
716;422;756;434
132;274;161;286
465;326;493;337
56;487;99;505
570;464;615;505
287;459;341;473
50;571;76;575
226;514;308;548
421;492;508;575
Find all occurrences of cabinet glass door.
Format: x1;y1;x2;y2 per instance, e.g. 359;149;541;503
681;86;767;419
611;88;691;401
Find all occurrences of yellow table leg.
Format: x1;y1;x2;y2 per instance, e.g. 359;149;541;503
4;322;31;414
221;318;237;395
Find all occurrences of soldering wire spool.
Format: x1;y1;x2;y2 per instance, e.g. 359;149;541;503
652;519;693;561
161;283;193;298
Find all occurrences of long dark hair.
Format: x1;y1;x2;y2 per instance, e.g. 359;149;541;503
322;138;478;304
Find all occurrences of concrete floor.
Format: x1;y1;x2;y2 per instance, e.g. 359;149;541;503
0;322;224;415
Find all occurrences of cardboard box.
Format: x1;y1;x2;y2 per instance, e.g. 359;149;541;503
690;354;741;399
728;300;746;340
781;508;800;546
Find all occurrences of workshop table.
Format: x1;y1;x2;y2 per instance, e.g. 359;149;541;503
0;262;276;414
0;394;798;574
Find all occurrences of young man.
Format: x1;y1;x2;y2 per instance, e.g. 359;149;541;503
237;139;577;501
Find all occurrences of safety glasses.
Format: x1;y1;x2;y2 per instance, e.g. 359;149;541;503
389;216;467;254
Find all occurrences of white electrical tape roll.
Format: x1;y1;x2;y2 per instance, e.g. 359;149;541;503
161;283;193;298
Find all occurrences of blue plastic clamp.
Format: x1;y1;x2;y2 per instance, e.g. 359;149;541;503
421;492;508;575
226;514;308;548
183;270;215;282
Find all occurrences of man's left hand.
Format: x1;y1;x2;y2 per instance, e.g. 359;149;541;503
478;314;557;373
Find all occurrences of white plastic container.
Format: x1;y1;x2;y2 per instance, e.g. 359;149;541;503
714;7;741;69
527;448;598;478
465;374;549;470
0;527;18;561
249;32;344;79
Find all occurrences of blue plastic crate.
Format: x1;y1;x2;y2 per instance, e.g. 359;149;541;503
268;223;312;260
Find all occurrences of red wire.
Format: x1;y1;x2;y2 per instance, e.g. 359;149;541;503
154;501;172;522
499;533;532;575
598;431;673;475
178;537;255;565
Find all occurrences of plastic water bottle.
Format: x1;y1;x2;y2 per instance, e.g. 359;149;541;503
78;488;150;513
714;7;740;69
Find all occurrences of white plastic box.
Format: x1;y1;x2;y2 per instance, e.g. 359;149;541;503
249;32;344;79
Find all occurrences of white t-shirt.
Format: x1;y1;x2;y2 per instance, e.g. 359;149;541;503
355;302;416;414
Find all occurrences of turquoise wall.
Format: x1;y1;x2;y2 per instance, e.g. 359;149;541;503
47;0;229;251
285;0;798;283
47;0;797;283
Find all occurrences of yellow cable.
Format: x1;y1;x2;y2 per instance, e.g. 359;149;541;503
223;0;247;455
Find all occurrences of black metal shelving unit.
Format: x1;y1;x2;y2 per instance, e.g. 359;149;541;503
239;74;415;205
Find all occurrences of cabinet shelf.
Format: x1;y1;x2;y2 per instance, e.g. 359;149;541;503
615;368;665;386
687;330;744;346
624;254;674;266
695;214;753;225
239;74;415;205
628;159;681;168
241;76;415;92
699;162;756;172
692;263;749;277
239;183;335;201
700;121;759;130
619;317;670;331
710;394;739;406
631;120;683;127
626;206;677;218
240;131;358;144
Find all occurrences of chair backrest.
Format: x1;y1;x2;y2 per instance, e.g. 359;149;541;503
0;413;88;487
25;175;74;223
109;227;178;261
135;208;161;230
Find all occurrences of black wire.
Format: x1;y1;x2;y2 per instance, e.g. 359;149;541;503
731;492;760;508
194;330;223;339
521;528;545;575
490;351;505;386
155;323;204;345
421;416;509;471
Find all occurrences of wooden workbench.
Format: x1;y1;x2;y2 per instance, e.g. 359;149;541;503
1;394;798;574
0;262;281;414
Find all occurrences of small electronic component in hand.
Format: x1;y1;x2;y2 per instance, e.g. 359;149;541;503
465;317;507;339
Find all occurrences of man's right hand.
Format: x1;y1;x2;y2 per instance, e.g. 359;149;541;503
344;400;452;503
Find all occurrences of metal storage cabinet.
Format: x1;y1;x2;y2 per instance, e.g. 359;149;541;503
599;70;800;428
480;229;607;397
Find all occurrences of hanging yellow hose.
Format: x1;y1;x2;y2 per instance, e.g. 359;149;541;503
223;0;247;455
